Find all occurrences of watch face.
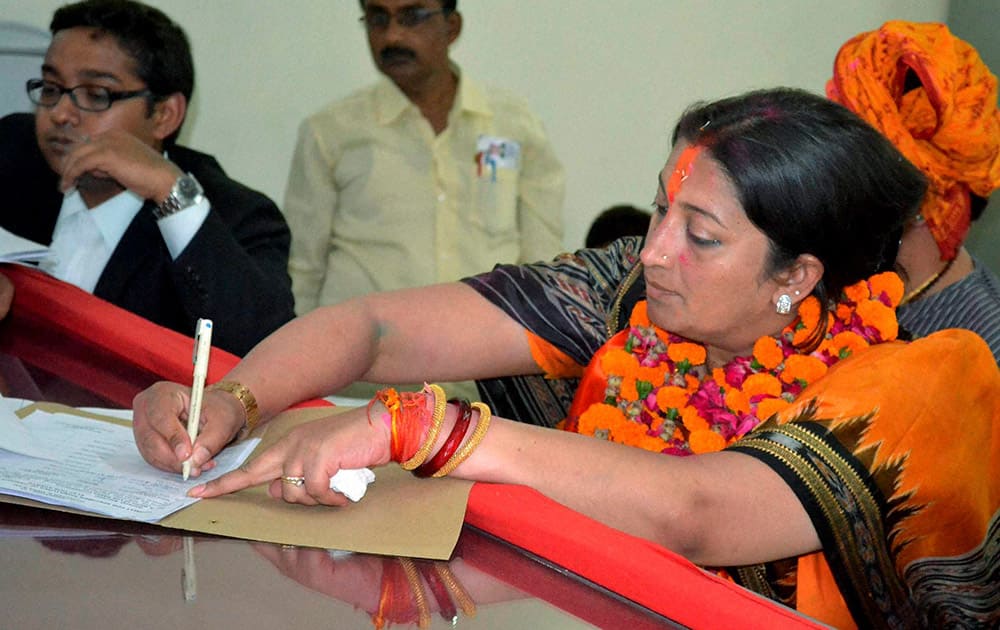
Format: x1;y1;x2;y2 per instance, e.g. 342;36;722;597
155;173;203;219
177;175;202;201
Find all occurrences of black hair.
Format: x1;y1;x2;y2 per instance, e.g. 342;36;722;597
970;193;989;222
50;0;194;146
586;205;652;248
672;88;927;346
358;0;457;12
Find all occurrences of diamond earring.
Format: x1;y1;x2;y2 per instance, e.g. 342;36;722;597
776;294;792;315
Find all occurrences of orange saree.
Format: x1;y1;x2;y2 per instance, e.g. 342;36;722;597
729;329;998;628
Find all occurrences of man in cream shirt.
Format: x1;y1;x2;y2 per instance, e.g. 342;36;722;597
284;0;565;313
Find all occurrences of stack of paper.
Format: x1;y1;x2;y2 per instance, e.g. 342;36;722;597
0;403;471;559
0;227;48;264
0;401;258;522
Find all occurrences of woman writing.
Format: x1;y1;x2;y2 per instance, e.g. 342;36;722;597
133;88;998;629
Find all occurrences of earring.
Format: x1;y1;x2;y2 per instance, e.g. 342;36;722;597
661;254;669;261
776;294;792;315
794;290;801;296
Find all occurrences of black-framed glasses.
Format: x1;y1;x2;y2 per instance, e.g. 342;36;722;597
26;78;153;113
359;7;446;31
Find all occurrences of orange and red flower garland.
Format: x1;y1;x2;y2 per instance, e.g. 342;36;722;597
561;272;904;456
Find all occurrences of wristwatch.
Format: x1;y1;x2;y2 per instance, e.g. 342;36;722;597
153;173;204;220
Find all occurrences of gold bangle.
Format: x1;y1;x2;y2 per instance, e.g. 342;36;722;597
398;558;431;629
207;380;260;435
401;384;447;470
434;563;476;617
432;402;491;478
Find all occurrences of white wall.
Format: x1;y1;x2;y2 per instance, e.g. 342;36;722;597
947;2;1000;273
7;0;949;250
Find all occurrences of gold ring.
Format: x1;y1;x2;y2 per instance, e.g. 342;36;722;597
280;476;306;487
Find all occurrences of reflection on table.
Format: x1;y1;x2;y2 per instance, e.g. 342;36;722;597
0;264;818;629
0;502;680;629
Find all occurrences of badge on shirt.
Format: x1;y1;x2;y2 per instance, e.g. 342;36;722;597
475;136;521;182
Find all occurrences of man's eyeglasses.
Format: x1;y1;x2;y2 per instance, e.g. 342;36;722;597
26;78;153;113
359;7;446;31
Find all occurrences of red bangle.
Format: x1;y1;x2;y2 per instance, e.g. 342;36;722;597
413;399;472;478
417;562;457;622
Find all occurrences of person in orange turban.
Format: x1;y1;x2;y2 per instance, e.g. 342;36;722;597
827;20;1000;361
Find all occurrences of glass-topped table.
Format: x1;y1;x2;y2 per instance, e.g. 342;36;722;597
1;503;684;629
0;265;818;629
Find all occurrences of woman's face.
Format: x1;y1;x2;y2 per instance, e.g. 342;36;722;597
640;143;789;364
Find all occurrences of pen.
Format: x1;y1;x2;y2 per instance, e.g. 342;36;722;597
182;318;213;480
181;535;197;602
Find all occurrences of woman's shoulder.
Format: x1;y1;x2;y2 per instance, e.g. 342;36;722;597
504;235;644;291
885;328;992;365
794;329;997;420
840;329;994;379
574;236;644;276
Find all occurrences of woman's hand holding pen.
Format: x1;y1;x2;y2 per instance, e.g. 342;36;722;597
132;382;245;477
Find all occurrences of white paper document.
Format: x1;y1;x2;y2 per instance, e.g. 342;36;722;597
0;226;48;263
0;398;57;460
0;407;259;522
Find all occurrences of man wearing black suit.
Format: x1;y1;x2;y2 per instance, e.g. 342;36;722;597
0;0;295;356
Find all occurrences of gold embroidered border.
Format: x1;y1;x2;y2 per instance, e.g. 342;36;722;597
735;418;912;624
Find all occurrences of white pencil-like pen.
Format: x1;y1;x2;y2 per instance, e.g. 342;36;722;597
181;535;197;602
182;318;213;481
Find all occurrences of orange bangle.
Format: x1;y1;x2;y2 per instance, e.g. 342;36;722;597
370;388;402;460
400;384;447;470
394;390;429;462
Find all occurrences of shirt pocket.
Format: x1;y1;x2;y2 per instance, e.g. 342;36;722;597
471;162;519;236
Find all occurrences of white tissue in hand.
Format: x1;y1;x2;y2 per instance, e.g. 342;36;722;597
329;468;375;502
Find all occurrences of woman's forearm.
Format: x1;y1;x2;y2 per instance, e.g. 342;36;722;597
225;298;382;420
452;419;687;545
224;283;539;423
447;416;820;566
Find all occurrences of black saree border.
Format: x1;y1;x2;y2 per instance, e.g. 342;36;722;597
727;407;918;628
902;508;1000;626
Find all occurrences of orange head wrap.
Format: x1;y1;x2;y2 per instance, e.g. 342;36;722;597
826;21;1000;261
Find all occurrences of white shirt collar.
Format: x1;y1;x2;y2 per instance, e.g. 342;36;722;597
62;186;145;248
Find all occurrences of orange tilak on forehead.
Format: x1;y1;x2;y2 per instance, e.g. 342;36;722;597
667;145;702;204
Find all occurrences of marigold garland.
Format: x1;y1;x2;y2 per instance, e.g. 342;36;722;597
563;272;903;456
